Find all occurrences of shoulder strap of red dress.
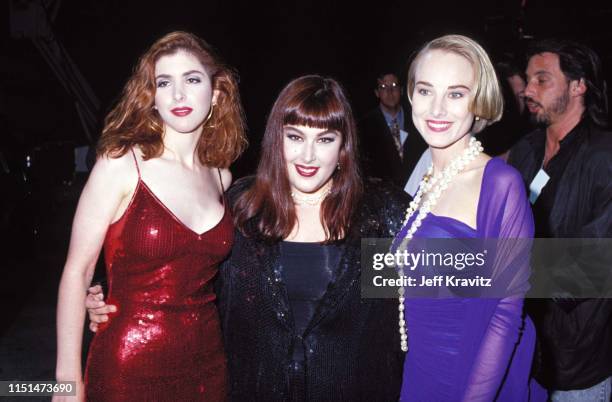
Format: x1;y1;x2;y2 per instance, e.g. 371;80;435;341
130;148;141;178
217;168;224;193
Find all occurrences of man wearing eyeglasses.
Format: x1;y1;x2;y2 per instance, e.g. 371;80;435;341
359;72;427;187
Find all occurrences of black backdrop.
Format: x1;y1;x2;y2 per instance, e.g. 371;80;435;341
4;0;612;175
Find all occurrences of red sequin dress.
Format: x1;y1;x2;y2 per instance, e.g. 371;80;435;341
85;152;232;401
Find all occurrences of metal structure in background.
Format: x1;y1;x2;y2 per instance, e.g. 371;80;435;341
5;0;99;254
9;0;100;144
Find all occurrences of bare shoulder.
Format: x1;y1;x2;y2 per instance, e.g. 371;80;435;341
89;150;139;196
460;153;492;186
473;153;492;172
93;151;133;172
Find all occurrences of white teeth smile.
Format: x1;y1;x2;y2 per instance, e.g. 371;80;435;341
299;166;316;172
428;122;451;129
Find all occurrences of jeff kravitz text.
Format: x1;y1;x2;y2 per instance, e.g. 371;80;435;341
373;275;492;288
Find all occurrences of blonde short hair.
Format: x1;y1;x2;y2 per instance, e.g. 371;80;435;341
407;34;503;133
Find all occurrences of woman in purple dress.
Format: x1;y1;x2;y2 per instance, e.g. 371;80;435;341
393;35;546;401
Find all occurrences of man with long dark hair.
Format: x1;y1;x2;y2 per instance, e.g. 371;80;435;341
509;39;611;401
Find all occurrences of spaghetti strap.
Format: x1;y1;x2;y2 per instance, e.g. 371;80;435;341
217;168;225;193
130;148;141;178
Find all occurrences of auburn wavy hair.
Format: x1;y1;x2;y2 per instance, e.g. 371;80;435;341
97;31;247;167
233;75;363;242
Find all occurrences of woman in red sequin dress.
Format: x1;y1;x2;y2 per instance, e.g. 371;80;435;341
54;31;246;402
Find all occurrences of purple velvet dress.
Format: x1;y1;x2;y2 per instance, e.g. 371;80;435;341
395;158;547;402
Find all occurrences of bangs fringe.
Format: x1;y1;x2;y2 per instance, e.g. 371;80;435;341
283;94;347;132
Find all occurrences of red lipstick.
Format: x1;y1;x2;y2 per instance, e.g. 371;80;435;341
295;165;319;177
171;107;193;116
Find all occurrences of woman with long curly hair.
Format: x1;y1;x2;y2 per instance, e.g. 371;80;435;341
54;31;246;402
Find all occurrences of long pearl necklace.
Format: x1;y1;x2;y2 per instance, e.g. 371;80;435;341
396;137;483;352
291;180;332;206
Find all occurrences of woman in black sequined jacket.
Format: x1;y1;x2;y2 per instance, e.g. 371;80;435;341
219;177;408;401
219;75;410;402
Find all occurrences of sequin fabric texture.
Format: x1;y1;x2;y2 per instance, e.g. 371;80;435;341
218;177;409;401
85;177;232;402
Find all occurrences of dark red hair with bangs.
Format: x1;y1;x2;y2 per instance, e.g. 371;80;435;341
234;75;362;242
97;31;247;167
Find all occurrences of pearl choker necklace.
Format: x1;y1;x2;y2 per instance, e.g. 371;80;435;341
396;137;483;352
291;181;332;206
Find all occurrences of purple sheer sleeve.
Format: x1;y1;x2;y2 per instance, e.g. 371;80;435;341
461;161;535;402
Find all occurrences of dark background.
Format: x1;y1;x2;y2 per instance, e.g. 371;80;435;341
4;0;612;169
1;0;611;386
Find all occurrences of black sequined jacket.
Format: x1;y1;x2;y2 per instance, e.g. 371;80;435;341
217;177;410;402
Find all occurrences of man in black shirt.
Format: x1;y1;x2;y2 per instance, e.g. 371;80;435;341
509;39;612;401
